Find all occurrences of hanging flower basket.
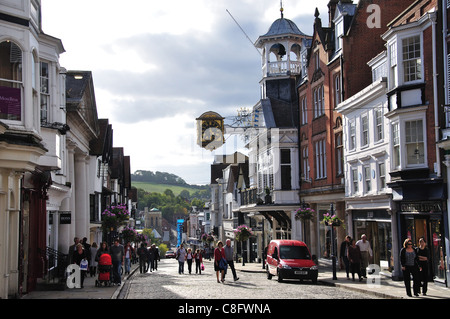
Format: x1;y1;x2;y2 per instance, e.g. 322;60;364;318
101;204;130;231
136;233;148;243
121;226;138;243
294;207;315;221
321;212;343;227
201;233;215;245
206;234;215;244
234;225;253;242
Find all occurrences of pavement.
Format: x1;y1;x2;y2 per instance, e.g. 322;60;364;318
19;259;450;300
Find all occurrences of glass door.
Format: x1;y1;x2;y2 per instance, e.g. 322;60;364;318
430;218;446;282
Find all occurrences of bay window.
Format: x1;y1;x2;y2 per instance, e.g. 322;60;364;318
0;41;22;121
402;35;422;83
405;119;424;165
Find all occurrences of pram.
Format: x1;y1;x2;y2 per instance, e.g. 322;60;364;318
95;253;112;287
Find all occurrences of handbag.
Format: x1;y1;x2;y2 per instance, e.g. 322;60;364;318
219;257;228;271
201;263;205;271
80;259;88;271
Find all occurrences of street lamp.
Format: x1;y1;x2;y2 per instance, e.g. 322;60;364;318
330;203;337;280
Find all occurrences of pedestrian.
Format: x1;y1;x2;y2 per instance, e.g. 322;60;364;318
176;244;187;274
110;238;125;286
153;245;160;271
81;237;91;267
340;235;351;280
124;242;133;275
68;237;79;264
400;238;421;297
137;243;148;274
96;241;109;261
186;248;193;274
417;237;429;296
148;244;155;272
89;242;98;277
72;243;88;288
194;249;203;274
224;239;239;281
144;243;150;272
356;234;373;278
347;239;362;282
214;241;226;283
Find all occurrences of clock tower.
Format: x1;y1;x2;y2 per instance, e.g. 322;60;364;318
254;5;311;108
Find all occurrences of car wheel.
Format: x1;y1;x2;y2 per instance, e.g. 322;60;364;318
277;270;283;282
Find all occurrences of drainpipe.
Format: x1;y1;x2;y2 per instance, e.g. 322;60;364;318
431;12;441;177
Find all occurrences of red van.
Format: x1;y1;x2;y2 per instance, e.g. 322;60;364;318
266;240;318;283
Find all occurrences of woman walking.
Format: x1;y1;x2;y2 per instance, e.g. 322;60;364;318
72;243;88;288
194;249;203;274
400;238;421;297
214;241;226;283
347;239;362;282
417;237;429;296
186;248;193;274
89;242;98;277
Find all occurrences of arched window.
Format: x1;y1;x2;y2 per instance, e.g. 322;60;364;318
0;40;23;121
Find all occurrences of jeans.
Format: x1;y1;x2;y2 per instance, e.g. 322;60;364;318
139;258;147;273
187;259;193;274
178;261;185;274
125;258;131;274
224;260;238;280
112;260;122;284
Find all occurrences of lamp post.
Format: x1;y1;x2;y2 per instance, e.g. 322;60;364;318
330;203;337;280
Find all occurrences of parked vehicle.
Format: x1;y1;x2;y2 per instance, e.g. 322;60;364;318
266;240;318;283
165;250;176;258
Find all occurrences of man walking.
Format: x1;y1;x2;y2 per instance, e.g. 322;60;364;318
224;239;239;281
176;244;187;274
110;238;125;286
356;234;373;278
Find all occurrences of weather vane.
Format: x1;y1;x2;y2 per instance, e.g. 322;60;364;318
280;0;284;18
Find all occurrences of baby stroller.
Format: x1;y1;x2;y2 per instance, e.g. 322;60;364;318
95;253;112;287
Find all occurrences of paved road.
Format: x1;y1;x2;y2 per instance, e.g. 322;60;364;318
122;258;379;299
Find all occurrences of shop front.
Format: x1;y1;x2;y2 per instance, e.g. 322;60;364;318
351;210;393;272
398;201;447;284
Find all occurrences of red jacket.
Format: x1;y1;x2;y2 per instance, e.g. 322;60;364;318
214;247;225;262
194;252;203;262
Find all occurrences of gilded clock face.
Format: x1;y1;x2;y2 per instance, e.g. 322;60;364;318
196;112;225;151
199;119;224;150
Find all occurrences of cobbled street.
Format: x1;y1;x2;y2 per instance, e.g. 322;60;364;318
121;259;379;299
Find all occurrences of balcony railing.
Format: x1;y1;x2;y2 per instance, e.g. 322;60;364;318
264;61;301;76
240;188;260;206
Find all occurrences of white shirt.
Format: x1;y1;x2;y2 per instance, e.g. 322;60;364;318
356;240;373;256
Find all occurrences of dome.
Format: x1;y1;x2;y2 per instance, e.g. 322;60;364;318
262;18;306;37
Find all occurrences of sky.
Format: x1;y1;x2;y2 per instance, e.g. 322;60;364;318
41;0;330;185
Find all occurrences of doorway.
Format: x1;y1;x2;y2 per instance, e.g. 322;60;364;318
403;216;446;282
353;220;392;271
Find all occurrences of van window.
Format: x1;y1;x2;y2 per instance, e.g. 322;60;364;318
279;246;310;259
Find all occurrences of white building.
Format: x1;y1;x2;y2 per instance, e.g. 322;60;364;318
336;52;395;272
